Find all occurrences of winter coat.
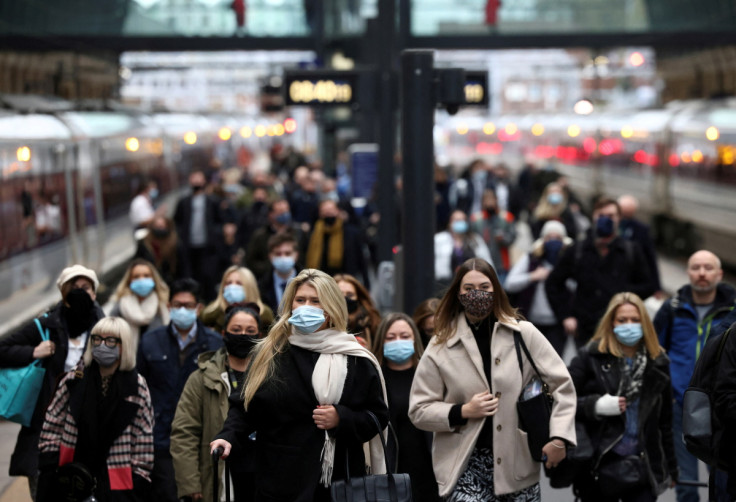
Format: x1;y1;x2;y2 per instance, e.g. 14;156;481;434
0;301;104;476
568;343;678;495
137;321;223;451
546;235;657;342
216;344;389;502
408;315;577;497
36;365;154;502
714;322;736;471
653;283;736;404
171;348;239;502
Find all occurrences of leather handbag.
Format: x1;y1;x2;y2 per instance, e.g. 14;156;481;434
596;453;646;496
546;419;594;487
330;412;412;502
513;332;553;462
0;319;49;427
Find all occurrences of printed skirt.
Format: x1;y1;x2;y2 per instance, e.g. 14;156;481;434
448;448;541;502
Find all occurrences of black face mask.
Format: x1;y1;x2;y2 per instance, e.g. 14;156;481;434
152;228;170;239
223;332;259;359
345;297;359;314
191;184;205;192
323;216;337;226
64;289;95;338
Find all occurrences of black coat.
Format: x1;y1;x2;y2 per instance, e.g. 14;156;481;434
0;301;104;476
173;193;222;250
619;217;661;291
545;235;657;342
568;343;678;495
714;322;736;472
258;265;302;314
217;344;389;502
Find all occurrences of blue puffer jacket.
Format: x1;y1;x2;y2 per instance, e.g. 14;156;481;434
137;320;223;451
653;283;736;404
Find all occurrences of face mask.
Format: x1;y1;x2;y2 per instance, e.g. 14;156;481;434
67;288;94;314
324;190;339;202
223;332;259;359
596;215;615;238
547;192;563;205
148;188;159;200
288;305;326;333
275;212;292;225
613;323;643;347
191;184;205;192
451;220;469;234
458;289;494;319
152;228;170;239
92;344;120;368
130;277;155;298
383;340;415;364
345;297;359;314
323;216;337;226
170;307;197;330
272;256;295;274
543;240;564;265
223;285;246;305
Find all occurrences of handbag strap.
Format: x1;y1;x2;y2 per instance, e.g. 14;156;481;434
34;318;49;342
513;331;544;383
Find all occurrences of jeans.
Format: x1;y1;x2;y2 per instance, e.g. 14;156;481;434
673;400;700;502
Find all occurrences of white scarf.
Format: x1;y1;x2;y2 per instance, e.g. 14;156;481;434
118;293;169;340
289;328;388;487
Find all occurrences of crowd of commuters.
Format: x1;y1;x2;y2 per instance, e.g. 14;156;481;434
0;150;734;502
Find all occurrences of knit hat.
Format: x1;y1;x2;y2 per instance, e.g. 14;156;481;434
532;220;574;256
56;265;99;293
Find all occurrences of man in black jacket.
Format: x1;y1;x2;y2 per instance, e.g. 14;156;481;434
546;197;657;346
618;194;662;295
714;321;736;499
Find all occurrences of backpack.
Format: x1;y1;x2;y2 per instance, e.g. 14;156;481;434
681;322;733;470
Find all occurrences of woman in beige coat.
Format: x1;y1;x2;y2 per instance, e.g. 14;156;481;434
409;257;577;501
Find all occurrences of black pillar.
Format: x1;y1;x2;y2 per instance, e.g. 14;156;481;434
401;50;436;314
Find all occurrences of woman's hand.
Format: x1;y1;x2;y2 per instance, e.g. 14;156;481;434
619;396;627;413
313;405;340;430
33;340;56;359
187;493;203;501
210;439;232;459
461;391;499;419
542;439;567;469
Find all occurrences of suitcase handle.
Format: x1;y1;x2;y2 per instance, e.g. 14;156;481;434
211;447;230;501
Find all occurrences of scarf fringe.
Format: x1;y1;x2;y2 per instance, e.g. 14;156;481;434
320;432;336;487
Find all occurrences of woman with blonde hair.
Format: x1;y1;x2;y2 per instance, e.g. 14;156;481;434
36;317;154;502
568;292;677;501
334;273;381;349
409;258;576;501
210;269;389;502
530;182;578;240
108;258;170;341
201;265;275;332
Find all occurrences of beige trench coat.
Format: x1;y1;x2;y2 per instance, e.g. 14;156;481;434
408;315;577;497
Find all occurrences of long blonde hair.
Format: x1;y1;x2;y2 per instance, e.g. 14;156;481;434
533;182;568;221
203;266;268;317
242;269;348;408
113;259;169;306
591;292;663;359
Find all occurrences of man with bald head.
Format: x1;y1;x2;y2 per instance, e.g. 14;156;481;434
618;194;662;294
654;250;736;501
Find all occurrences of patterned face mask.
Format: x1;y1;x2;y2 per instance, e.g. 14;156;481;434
458;289;494;318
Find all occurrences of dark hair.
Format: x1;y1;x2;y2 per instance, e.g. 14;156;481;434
224;302;262;333
412;298;440;329
434;258;519;344
268;199;289;213
267;232;298;253
169;278;201;302
372;313;424;367
593;197;620;215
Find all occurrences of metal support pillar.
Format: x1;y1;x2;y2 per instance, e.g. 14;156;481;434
400;50;436;314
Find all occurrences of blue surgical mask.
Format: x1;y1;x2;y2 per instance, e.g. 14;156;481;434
451;220;469;234
272;256;295;274
613;323;643;347
383;340;415;364
170;307;197;330
596;215;615;238
288;305;325;333
130;277;155;298
275;212;292;225
148;188;159;200
547;192;563;205
223;284;246;305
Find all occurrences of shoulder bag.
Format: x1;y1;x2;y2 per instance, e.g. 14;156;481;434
514;331;553;462
0;319;50;427
330;411;412;502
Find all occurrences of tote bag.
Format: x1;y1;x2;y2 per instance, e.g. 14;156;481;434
0;319;49;427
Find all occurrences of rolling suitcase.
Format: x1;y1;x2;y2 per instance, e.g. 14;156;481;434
211;448;231;502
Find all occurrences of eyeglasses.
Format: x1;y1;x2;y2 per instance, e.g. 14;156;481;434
91;335;121;348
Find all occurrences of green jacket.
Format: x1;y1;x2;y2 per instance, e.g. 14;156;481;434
170;347;230;501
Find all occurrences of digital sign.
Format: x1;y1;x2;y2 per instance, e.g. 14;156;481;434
284;71;359;106
464;71;489;106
